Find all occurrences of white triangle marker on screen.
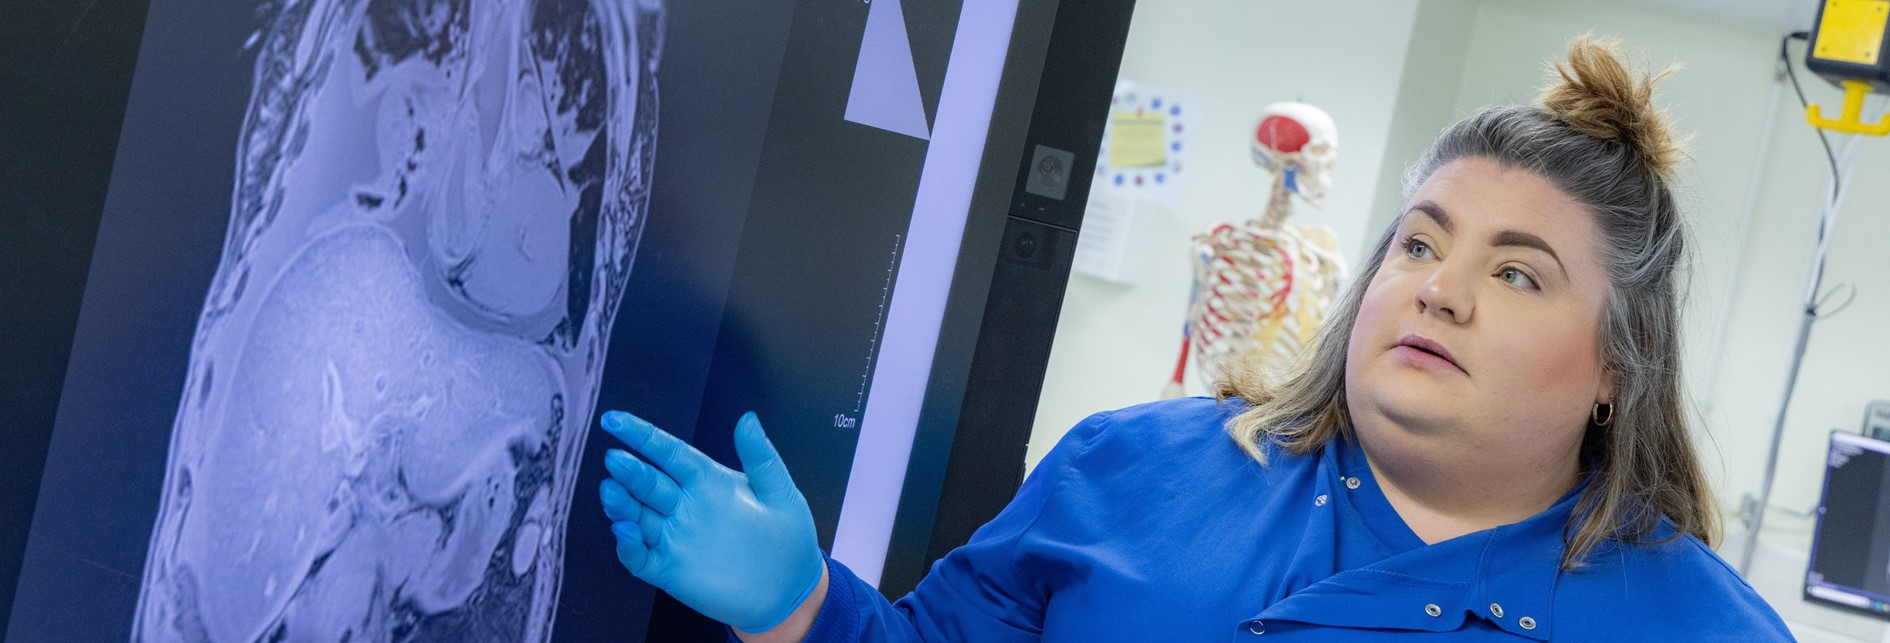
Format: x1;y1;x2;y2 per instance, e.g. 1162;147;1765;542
844;0;931;140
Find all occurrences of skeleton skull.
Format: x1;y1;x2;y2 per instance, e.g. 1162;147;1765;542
1250;102;1339;206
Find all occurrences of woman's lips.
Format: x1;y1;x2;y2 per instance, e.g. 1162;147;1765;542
1394;335;1464;373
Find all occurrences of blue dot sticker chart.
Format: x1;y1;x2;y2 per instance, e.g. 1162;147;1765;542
1093;80;1198;207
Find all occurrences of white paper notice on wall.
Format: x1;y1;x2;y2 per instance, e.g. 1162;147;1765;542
1073;185;1146;285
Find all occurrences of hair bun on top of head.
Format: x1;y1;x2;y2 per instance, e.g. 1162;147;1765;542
1538;35;1686;180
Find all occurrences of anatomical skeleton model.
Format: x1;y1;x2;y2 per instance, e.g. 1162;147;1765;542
1164;103;1348;397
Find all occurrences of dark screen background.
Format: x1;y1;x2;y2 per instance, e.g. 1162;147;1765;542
0;0;154;635
5;1;262;637
1812;440;1890;600
6;0;968;640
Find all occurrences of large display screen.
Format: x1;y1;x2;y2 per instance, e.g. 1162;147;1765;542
5;0;1024;639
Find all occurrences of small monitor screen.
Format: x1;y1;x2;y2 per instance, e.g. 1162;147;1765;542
1805;430;1890;620
6;0;1026;639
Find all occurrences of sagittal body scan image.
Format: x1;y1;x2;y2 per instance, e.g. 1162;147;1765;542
131;0;665;639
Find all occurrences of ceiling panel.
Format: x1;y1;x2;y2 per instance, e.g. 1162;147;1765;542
1632;0;1820;33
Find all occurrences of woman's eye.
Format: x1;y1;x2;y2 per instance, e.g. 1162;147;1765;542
1500;267;1539;289
1402;237;1432;260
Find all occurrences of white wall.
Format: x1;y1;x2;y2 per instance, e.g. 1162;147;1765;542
1714;62;1890;550
1366;0;1482;240
1026;0;1423;470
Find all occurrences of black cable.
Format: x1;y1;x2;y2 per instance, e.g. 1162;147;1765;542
1781;31;1844;196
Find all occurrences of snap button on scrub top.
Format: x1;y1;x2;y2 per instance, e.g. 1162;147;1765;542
1490;603;1504;618
1344;476;1361;490
1519;616;1537;630
1424;604;1442;617
1248;620;1265;635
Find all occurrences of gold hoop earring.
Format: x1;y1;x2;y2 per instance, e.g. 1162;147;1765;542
1592;402;1614;427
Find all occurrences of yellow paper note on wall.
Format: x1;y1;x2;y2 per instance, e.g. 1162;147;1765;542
1109;110;1167;167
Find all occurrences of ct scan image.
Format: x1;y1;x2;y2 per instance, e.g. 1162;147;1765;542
131;1;664;640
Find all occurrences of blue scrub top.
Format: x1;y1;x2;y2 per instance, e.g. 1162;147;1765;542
796;397;1792;641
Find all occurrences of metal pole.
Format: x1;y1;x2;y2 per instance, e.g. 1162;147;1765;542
1736;132;1862;576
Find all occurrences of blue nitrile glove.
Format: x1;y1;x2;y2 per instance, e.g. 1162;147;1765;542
597;410;824;634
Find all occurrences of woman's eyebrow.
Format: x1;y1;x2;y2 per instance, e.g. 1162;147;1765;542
1408;200;1452;233
1407;201;1566;275
1491;229;1566;274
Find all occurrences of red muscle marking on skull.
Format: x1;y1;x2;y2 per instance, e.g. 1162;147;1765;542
1255;115;1311;154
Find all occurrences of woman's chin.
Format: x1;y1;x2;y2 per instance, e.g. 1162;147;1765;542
1353;382;1469;435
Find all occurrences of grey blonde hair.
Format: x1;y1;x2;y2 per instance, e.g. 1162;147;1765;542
1217;36;1714;570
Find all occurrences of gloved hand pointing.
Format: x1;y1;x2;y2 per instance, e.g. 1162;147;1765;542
597;410;824;634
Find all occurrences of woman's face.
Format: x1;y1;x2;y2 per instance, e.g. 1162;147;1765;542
1345;157;1614;474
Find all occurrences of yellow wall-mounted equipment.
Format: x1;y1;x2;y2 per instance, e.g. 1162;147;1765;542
1807;0;1890;134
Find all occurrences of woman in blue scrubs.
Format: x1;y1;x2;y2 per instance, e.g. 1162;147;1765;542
595;37;1794;641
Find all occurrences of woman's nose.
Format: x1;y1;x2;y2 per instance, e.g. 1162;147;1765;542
1415;264;1474;324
